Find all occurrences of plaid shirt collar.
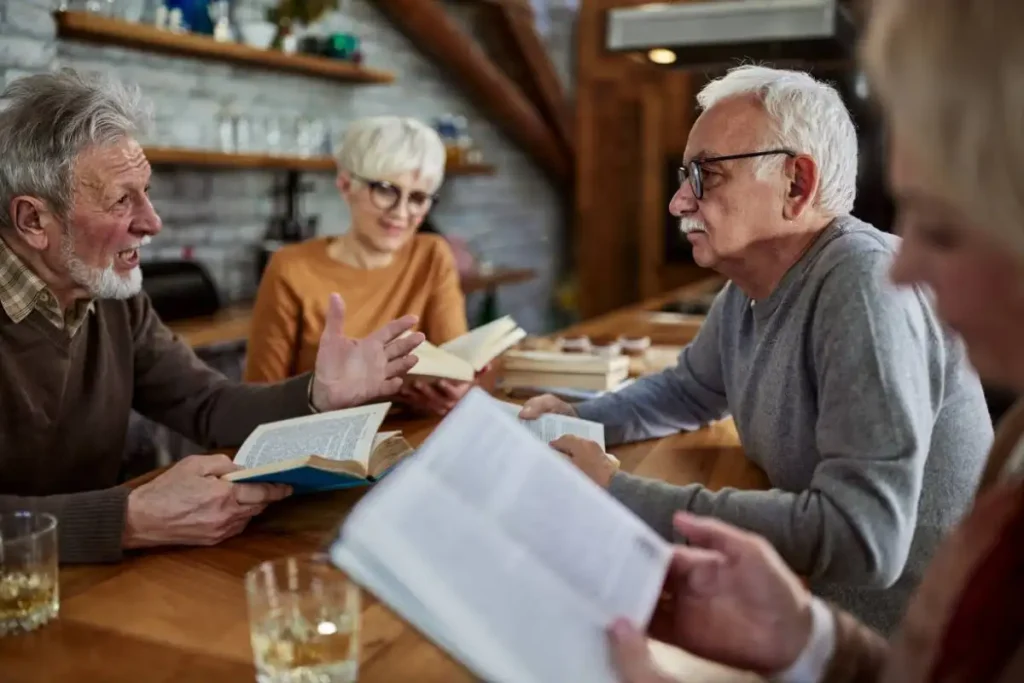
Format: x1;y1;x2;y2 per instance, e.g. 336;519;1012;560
0;233;95;336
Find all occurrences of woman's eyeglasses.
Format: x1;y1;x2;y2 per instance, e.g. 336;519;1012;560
352;174;439;216
677;149;796;200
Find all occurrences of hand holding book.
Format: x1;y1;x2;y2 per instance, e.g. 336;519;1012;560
398;364;493;416
549;434;621;488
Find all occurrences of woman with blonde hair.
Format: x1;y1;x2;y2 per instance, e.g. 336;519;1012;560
245;115;475;415
605;1;1024;681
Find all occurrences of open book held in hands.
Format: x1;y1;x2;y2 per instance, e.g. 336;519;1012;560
329;389;670;683
223;403;414;493
494;399;619;466
410;315;527;382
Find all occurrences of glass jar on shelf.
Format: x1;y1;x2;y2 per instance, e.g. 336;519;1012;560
214;100;237;153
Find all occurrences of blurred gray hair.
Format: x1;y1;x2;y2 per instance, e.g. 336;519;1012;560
0;68;153;230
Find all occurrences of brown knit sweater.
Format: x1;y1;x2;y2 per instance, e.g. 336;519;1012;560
822;398;1024;683
0;292;312;564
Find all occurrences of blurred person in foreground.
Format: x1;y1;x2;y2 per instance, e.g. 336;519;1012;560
0;71;424;564
521;64;992;633
245;116;476;416
607;1;1024;681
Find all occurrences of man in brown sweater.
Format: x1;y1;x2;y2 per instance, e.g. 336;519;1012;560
0;70;425;564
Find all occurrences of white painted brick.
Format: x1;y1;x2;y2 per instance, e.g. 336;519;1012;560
0;34;55;69
1;2;56;39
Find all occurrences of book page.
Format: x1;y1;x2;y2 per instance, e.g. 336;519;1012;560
410;340;475;381
440;316;520;368
368;432;415;478
493;398;606;450
233;403;390;471
332;389;670;683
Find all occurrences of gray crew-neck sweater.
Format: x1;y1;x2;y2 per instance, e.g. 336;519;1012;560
576;216;993;633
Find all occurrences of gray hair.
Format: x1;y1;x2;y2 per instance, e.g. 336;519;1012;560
334;115;446;192
696;65;858;217
0;68;153;230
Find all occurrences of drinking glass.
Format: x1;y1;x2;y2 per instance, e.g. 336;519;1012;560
245;554;361;683
0;512;59;637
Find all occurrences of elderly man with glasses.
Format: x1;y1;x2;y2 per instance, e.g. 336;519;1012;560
520;65;993;633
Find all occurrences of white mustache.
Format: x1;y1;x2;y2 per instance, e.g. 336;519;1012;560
678;217;707;234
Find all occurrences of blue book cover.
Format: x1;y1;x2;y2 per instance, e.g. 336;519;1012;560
223;403;413;494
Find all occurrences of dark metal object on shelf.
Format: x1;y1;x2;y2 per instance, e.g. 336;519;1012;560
141;259;221;322
258;170;320;280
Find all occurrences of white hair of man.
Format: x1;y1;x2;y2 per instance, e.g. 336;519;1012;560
696;65;858;217
334;115;447;193
0;69;153;300
0;68;153;231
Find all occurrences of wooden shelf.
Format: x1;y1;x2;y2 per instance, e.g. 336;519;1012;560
54;11;394;84
142;146;497;176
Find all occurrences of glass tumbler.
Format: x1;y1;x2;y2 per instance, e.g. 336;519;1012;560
245;553;361;683
0;512;59;637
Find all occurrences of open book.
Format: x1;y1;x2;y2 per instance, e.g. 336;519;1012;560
329;389;671;683
223;403;414;493
493;398;619;466
410;316;527;382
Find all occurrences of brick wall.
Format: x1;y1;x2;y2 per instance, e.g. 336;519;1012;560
0;0;576;334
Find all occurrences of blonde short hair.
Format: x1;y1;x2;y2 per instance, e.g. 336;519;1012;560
861;0;1024;257
334;115;446;193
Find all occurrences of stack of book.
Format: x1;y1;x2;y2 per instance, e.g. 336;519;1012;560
500;350;631;393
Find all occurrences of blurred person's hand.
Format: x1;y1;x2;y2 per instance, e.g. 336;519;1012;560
549;435;618;488
518;394;577;419
608;513;814;680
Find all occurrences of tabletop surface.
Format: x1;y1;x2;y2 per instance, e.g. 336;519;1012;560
3;275;768;683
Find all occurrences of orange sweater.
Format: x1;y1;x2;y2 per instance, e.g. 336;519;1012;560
244;234;468;383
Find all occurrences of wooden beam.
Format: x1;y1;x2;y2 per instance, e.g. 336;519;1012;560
369;0;571;184
491;3;575;154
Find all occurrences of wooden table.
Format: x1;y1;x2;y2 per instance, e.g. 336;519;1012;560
3;277;766;683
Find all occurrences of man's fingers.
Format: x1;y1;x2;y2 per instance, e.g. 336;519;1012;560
369;315;419;345
548;434;579;454
519;395;554;419
324;293;347;336
385;355;419;379
189;453;238;476
385;331;425;361
673;511;751;555
608;618;666;683
233;483;293;506
667;545;727;597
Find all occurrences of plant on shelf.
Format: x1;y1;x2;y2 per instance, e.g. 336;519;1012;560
266;0;339;49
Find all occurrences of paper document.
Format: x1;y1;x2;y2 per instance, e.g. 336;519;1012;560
330;389;671;683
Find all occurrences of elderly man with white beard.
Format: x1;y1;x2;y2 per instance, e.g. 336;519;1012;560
0;69;425;565
519;65;993;634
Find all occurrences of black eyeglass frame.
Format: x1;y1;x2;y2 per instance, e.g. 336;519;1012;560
350;173;441;216
677;149;797;200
